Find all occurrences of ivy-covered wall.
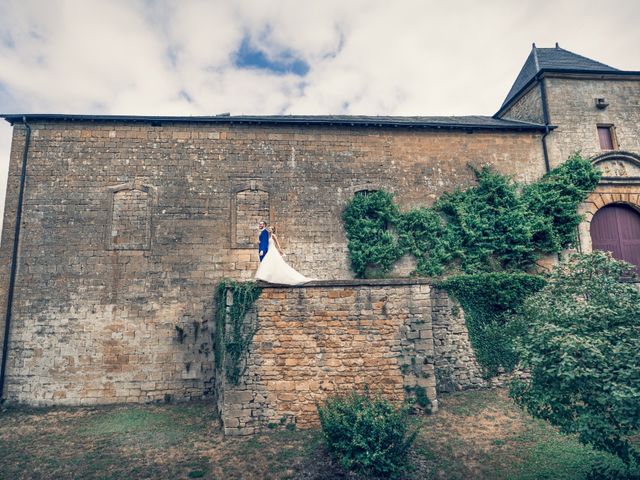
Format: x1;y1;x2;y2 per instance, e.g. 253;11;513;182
342;155;601;378
343;155;600;278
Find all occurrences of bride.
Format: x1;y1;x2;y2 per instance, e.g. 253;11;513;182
255;226;314;285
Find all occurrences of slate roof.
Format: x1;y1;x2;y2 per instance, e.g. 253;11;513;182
499;44;623;112
1;113;548;131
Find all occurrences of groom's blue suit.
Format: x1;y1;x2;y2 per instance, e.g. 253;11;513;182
259;229;269;262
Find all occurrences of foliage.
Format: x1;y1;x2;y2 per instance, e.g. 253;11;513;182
342;154;600;277
317;390;420;478
523;152;602;253
438;272;546;377
510;252;640;472
403;385;432;411
397;207;450;276
214;280;262;385
342;190;402;277
434;166;538;272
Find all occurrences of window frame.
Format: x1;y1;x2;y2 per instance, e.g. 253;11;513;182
597;124;617;151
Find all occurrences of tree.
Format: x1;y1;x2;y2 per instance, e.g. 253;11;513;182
510;252;640;474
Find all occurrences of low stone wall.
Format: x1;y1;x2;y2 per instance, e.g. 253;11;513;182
217;280;438;435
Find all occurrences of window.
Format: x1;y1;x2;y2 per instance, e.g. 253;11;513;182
597;125;615;150
230;179;272;249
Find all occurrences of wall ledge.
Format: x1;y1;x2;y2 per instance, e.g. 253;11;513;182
256;278;432;289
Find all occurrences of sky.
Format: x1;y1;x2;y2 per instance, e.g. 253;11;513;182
0;0;639;232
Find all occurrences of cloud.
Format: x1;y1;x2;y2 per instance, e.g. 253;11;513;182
0;0;639;231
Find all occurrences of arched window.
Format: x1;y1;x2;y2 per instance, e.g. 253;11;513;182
355;189;378;197
235;189;269;246
106;181;154;250
230;179;271;249
590;204;640;271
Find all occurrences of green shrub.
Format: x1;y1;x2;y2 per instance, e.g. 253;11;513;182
438;272;546;377
511;252;640;473
317;391;419;478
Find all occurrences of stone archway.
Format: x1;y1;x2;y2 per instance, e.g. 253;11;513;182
578;192;640;255
576;152;640;257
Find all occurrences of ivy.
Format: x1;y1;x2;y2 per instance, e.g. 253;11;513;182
437;273;546;378
214;280;262;385
342;154;600;278
342;154;599;376
523;152;602;253
342;191;402;277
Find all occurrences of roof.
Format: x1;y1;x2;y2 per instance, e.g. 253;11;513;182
499;44;639;114
1;113;549;132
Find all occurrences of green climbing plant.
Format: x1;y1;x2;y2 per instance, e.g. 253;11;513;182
437;272;546;378
214;280;262;385
342;154;600;277
342;190;402;277
342;153;600;376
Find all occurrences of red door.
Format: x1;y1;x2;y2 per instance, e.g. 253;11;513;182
590;204;640;272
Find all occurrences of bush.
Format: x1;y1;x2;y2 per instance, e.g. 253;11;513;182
317;391;419;478
510;252;640;473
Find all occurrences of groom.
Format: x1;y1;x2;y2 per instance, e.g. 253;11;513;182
258;220;269;262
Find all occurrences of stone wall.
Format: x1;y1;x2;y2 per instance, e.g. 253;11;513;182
217;280;437;435
545;76;640;169
500;84;544;124
0;121;545;405
430;290;485;392
430;289;528;392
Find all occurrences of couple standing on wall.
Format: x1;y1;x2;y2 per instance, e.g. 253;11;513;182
255;220;314;285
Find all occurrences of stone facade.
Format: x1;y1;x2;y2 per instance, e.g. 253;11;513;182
544;77;640;169
0;122;545;405
501;84;544;125
217;280;437;435
1;46;639;410
430;290;485;392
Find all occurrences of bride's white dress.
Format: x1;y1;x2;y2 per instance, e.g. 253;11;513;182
255;237;313;285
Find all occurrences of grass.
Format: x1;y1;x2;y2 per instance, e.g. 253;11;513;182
0;390;636;479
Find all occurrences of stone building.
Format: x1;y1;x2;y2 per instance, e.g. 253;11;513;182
0;45;638;427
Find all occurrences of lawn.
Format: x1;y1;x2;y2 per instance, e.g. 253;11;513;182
0;389;631;479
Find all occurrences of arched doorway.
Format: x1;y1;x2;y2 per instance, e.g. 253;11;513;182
590;203;640;271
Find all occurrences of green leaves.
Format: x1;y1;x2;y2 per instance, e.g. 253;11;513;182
438;272;546;377
214;281;262;385
317;391;420;478
342;154;600;278
342;191;402;277
511;252;640;470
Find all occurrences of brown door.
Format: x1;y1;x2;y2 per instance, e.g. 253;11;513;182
591;204;640;272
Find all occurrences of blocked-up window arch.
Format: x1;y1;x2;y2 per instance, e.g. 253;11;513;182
231;180;271;249
355;189;379;197
107;182;154;250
